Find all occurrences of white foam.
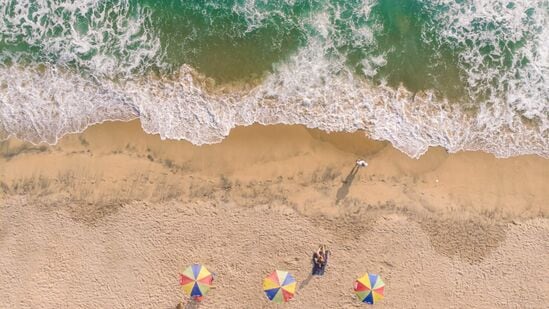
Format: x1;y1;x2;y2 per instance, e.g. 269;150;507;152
0;65;137;144
0;0;162;77
2;40;546;158
432;0;548;127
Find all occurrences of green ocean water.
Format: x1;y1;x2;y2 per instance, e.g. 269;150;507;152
0;0;547;157
2;0;544;99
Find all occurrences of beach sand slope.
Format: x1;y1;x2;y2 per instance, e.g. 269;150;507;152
1;121;548;308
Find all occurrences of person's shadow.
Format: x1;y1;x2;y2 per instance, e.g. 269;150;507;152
186;302;200;309
336;165;359;204
176;301;200;309
298;274;314;291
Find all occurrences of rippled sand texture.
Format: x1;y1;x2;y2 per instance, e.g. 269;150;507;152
0;121;547;308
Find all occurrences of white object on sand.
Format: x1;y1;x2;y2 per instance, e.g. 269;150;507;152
356;160;368;167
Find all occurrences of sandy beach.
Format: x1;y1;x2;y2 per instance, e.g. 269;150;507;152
1;120;548;308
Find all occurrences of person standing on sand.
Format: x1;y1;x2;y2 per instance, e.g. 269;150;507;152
336;160;368;204
341;159;367;185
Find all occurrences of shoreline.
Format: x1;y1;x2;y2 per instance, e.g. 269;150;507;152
1;120;548;307
2;64;547;159
1;120;547;219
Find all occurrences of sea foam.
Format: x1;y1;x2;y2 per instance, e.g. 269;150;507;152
1;41;546;158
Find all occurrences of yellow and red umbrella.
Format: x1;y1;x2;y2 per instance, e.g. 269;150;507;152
354;273;385;304
263;270;296;303
179;264;214;299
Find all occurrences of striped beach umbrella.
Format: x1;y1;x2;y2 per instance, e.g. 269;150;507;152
262;270;297;303
354;273;385;304
179;264;214;298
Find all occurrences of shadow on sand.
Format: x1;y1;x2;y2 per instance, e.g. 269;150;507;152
176;301;201;309
336;165;360;204
298;274;314;291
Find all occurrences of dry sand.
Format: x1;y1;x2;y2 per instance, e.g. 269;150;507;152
0;120;548;308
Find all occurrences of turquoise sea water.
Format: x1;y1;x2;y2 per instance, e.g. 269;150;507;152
0;0;547;157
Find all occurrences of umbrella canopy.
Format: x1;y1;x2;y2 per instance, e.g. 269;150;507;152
179;264;214;298
354;273;385;304
263;270;297;303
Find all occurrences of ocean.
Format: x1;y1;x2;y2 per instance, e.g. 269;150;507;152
0;0;547;158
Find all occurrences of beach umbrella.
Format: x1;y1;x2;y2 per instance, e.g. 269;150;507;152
354;273;385;304
262;270;297;303
179;264;214;299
